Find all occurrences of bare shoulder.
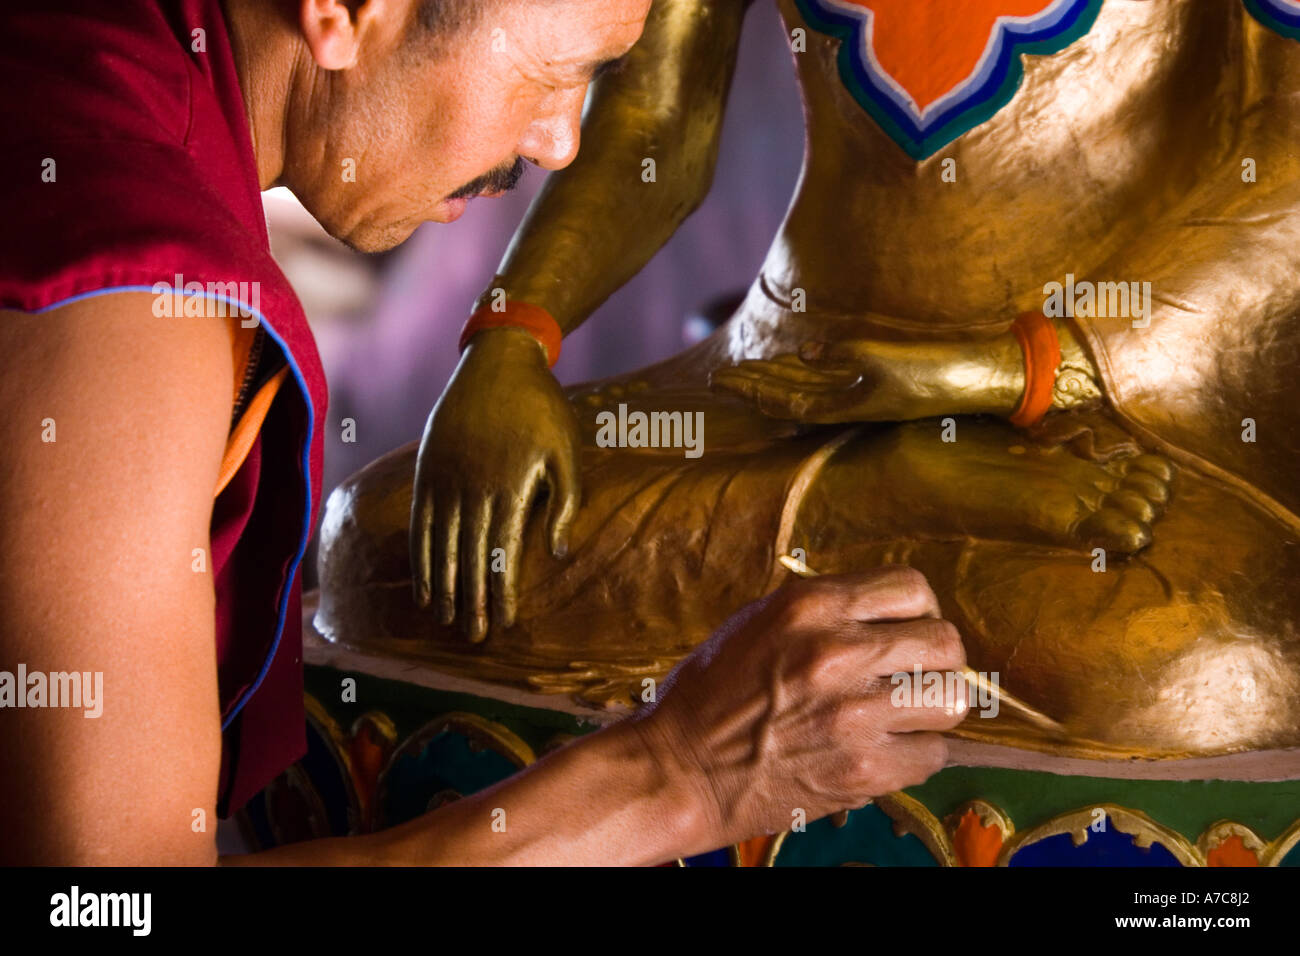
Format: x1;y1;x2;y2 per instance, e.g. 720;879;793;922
0;293;234;864
0;292;233;563
0;291;233;443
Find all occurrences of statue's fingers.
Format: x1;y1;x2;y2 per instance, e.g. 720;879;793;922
708;367;761;393
716;360;858;387
460;495;493;643
792;387;880;423
545;447;580;559
432;492;461;627
711;368;854;406
799;339;870;368
718;369;868;421
769;353;816;369
750;379;822;420
709;370;796;415
490;474;539;630
408;474;435;608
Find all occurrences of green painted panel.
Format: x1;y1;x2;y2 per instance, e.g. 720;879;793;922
907;766;1300;842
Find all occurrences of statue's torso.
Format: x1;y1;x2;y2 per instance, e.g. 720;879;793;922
759;0;1239;332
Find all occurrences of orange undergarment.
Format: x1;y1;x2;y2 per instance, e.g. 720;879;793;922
216;319;288;498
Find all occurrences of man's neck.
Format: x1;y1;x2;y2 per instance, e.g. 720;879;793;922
221;0;296;190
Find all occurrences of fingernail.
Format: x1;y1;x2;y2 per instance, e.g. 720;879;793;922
438;599;455;626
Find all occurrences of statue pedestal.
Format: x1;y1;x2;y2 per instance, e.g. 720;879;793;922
232;593;1300;867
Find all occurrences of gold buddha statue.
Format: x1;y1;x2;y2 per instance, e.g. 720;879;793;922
314;0;1300;769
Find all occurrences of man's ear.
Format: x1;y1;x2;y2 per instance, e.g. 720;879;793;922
299;0;401;70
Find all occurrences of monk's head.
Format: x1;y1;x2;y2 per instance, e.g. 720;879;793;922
229;0;651;251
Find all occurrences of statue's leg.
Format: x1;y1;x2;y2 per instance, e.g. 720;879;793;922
317;391;1300;752
794;414;1300;757
320;393;1174;703
799;414;1175;556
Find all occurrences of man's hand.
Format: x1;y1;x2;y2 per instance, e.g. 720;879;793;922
627;566;968;852
710;336;1026;423
410;327;580;642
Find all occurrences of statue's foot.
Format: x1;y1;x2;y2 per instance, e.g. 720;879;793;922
807;418;1175;555
1070;454;1174;553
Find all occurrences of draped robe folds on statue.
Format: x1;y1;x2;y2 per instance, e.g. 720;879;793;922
317;373;1300;761
314;1;1300;764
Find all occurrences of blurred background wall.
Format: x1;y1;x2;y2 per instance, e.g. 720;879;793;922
265;2;805;579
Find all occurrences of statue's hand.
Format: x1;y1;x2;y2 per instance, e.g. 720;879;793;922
710;341;936;423
410;327;580;642
710;337;1025;423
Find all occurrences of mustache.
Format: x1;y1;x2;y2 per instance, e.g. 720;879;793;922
446;156;527;201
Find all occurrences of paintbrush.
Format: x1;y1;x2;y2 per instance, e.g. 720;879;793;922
777;553;1069;737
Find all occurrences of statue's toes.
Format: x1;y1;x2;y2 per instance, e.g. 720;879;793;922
1129;453;1176;482
1120;471;1169;508
1071;450;1172;553
1077;508;1152;555
1107;487;1157;525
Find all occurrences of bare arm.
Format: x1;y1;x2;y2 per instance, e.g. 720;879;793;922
0;295;230;865
229;717;703;866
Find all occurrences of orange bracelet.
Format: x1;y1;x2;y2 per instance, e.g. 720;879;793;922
458;300;563;369
1008;311;1062;429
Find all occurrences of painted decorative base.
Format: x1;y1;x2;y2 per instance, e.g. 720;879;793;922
235;609;1300;867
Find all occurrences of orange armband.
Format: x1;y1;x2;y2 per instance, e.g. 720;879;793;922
1008;311;1062;429
458;300;563;369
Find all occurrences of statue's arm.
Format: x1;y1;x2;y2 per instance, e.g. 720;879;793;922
411;0;755;641
477;0;755;332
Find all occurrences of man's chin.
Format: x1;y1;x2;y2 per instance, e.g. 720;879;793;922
332;217;422;254
435;197;471;223
336;200;474;251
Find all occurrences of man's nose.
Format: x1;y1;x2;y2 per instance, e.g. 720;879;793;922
515;86;585;171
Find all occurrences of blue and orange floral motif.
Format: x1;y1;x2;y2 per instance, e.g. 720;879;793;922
243;691;1300;867
792;0;1103;159
1246;0;1300;39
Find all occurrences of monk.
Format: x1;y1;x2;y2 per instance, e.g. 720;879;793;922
0;0;967;864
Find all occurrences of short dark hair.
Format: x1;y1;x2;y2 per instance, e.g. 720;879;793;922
415;0;484;36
